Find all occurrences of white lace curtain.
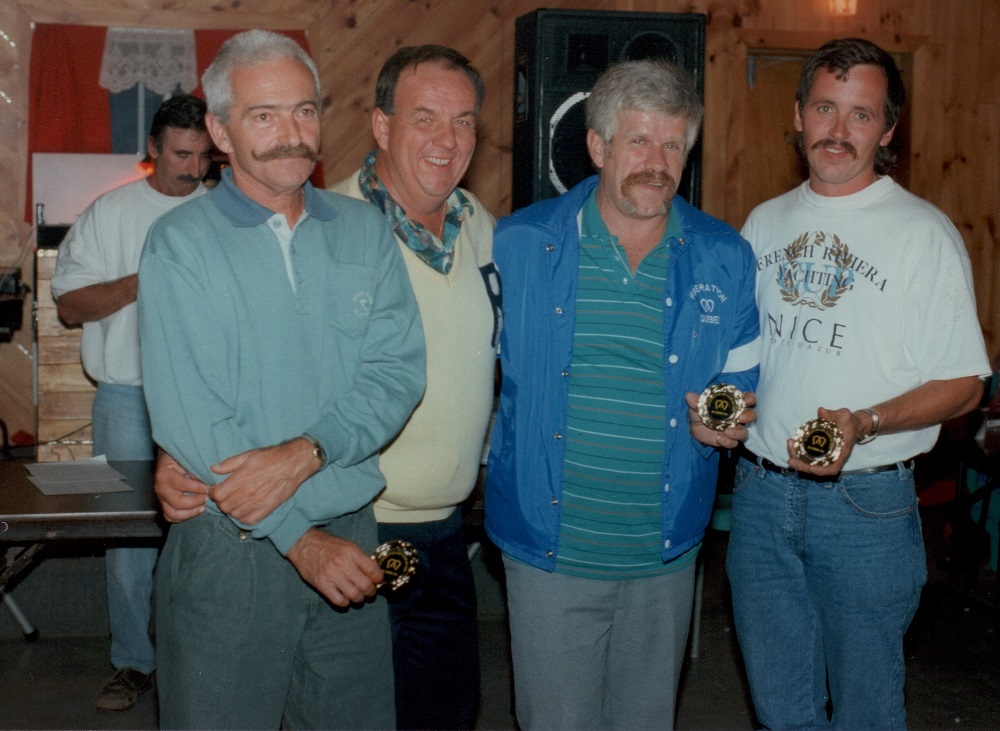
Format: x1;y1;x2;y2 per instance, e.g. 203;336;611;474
99;27;198;96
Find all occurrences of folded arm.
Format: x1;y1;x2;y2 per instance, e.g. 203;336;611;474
56;275;138;325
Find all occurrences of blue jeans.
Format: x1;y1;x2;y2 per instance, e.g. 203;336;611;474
92;382;158;675
727;457;926;730
503;555;696;731
378;510;479;730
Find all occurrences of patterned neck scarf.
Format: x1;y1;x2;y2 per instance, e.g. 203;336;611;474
358;149;469;274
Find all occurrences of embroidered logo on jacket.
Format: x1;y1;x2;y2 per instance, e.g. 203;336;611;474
688;283;727;325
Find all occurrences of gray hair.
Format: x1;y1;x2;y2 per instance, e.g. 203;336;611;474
585;59;703;155
202;30;321;123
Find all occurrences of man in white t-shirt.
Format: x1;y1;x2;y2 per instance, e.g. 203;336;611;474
50;94;212;712
730;37;990;730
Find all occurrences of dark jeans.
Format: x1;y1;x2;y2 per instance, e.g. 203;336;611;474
378;510;480;730
157;508;394;730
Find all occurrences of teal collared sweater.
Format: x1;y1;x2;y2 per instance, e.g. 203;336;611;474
138;169;426;554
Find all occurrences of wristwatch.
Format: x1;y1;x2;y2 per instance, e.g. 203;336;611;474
301;433;327;465
856;408;880;444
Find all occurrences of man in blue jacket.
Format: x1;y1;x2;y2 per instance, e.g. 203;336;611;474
485;59;759;730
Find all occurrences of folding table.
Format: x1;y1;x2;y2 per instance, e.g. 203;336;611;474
0;460;161;639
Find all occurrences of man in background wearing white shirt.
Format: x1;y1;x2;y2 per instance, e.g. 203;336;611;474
51;94;212;712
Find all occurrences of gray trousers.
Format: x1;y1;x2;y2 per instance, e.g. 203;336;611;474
156;507;394;730
503;554;696;731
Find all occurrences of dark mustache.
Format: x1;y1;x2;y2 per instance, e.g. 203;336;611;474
624;169;674;187
811;138;857;158
253;144;320;162
176;175;201;183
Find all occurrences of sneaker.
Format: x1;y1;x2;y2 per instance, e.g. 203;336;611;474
95;667;155;711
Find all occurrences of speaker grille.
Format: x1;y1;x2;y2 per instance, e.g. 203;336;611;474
513;9;706;211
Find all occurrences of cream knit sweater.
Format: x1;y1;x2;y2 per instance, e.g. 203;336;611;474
331;173;497;523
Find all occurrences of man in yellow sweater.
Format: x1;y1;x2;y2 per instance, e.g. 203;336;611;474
155;45;498;730
328;44;497;731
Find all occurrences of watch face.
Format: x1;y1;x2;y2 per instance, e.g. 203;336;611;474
303;435;326;463
859;409;879;442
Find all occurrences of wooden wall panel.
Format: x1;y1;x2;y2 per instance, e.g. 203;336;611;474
13;0;325;30
37;443;94;462
37;390;93;421
934;7;976;219
972;0;999;350
972;103;999;347
0;2;35;447
34;250;94;460
982;1;1000;106
37;364;93;392
0;0;997;446
314;1;508;208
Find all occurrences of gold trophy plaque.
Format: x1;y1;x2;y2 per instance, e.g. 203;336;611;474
371;539;419;591
792;418;844;467
697;384;746;431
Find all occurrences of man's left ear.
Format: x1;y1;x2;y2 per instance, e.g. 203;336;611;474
880;123;897;148
586;129;605;170
372;108;390;152
205;113;233;155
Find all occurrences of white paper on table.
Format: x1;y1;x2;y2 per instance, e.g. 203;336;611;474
25;455;133;495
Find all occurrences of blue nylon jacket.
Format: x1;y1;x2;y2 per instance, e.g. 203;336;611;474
485;176;760;570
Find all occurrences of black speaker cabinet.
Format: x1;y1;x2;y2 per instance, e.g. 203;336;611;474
512;9;707;212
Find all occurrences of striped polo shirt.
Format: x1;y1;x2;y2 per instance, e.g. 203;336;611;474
555;191;697;579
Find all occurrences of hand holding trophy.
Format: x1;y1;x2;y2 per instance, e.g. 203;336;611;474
697;384;747;431
792;418;845;467
371;540;419;591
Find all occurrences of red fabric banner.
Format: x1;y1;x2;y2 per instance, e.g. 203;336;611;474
27;25;321;222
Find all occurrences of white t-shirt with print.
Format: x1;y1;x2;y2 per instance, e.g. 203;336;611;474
743;176;990;469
